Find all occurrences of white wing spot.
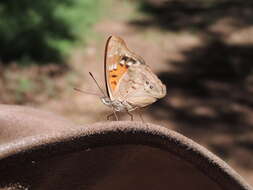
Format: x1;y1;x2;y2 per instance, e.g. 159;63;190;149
126;61;133;66
120;59;125;65
113;64;117;70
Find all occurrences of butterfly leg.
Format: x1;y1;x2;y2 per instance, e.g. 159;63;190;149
137;109;145;123
126;111;134;121
113;109;119;121
107;110;119;121
106;113;114;120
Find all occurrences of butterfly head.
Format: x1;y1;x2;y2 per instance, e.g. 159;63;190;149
101;96;112;106
144;79;166;99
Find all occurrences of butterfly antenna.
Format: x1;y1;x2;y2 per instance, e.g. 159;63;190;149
89;72;106;97
73;88;101;96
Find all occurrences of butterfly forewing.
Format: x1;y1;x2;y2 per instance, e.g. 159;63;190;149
104;36;131;100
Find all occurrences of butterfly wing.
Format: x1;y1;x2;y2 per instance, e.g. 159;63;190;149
104;36;138;100
104;35;166;110
118;63;166;108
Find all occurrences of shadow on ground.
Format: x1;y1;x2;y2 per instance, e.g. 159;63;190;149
131;0;253;32
131;0;253;169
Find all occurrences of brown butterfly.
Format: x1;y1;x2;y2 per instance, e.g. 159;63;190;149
76;36;166;120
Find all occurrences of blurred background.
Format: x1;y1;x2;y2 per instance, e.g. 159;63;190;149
1;0;253;185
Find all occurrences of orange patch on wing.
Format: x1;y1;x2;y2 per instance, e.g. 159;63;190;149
109;63;128;91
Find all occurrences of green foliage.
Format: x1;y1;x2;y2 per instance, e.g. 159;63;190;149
16;78;35;93
0;0;102;64
14;77;36;104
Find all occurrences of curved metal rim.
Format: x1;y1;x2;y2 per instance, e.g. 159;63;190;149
0;121;252;190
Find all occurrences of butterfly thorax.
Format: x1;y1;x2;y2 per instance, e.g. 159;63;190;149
100;97;136;112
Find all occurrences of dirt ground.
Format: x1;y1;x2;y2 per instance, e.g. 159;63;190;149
4;0;253;186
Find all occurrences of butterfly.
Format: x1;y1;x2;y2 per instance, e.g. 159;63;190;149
76;36;166;120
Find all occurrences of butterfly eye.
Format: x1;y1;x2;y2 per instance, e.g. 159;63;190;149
145;81;149;85
150;85;153;89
